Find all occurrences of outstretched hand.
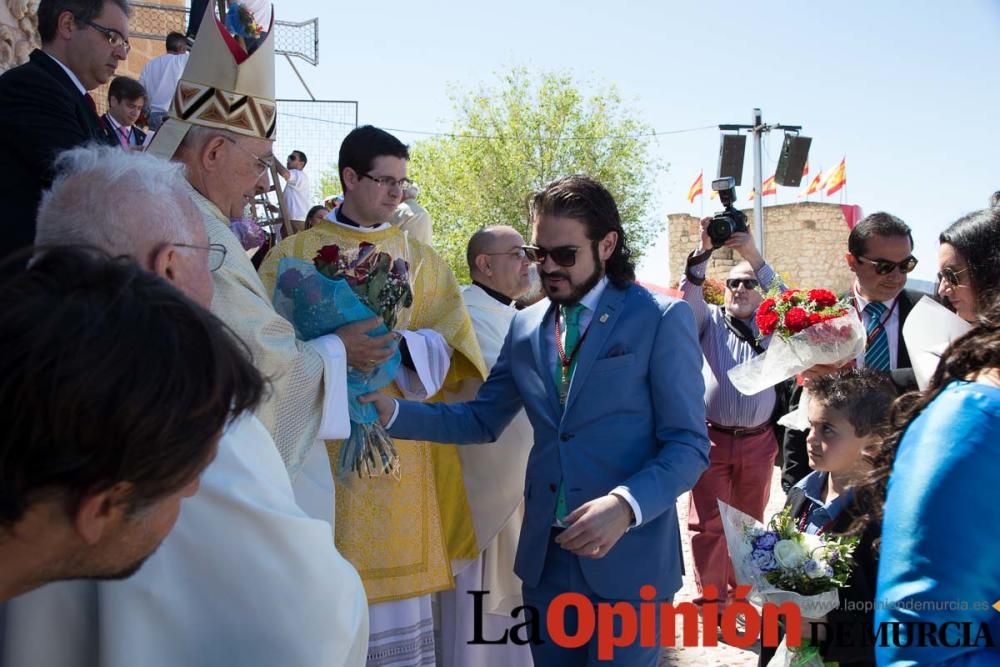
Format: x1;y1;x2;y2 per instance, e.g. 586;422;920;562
358;392;395;426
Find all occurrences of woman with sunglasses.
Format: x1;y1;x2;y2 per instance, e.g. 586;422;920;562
850;291;1000;665
936;207;1000;323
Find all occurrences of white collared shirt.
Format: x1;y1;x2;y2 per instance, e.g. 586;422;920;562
41;50;86;94
853;283;901;370
104;113;136;146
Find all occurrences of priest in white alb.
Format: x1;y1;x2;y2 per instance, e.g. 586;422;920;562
435;225;536;666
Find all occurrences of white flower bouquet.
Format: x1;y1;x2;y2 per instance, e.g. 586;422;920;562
719;500;858;666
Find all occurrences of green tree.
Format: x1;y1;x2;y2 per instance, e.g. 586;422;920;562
409;68;663;283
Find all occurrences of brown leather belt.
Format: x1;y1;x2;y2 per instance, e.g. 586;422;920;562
706;420;772;437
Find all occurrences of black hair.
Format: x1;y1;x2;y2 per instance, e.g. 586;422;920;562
850;292;1000;547
847;212;913;258
0;247;264;527
337;125;409;190
107;75;145;103
165;31;187;53
938;207;1000;310
528;174;636;289
808;368;898;438
38;0;131;44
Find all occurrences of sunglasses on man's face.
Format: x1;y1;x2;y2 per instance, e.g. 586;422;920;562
937;266;969;288
725;278;759;290
522;244;582;267
855;255;919;275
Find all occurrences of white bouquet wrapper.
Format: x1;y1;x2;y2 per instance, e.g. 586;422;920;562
718;500;840;616
728;314;866;396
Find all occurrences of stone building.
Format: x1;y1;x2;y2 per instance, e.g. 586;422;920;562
667;202;860;292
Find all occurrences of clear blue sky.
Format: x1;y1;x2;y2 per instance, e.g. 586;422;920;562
273;0;1000;285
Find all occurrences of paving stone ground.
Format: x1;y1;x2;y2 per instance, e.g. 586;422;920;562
658;467;785;666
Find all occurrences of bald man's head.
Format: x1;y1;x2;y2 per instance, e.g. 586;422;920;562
466;225;532;301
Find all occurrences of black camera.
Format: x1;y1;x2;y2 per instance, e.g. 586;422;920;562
706;176;748;248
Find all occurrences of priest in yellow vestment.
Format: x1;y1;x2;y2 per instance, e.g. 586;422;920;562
259;125;487;664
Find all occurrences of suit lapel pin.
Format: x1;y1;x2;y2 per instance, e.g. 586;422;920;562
599;313;609;323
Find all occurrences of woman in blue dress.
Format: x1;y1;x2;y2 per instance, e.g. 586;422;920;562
851;208;1000;665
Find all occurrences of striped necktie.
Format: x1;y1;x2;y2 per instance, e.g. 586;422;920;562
863;302;890;371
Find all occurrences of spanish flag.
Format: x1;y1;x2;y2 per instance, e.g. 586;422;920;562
825;157;847;196
802;170;823;197
687;171;704;204
747;174;777;201
761;174;777;197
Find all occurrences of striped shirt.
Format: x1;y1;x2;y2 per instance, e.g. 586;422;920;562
680;258;782;428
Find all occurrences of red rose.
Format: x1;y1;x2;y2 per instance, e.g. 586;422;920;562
781;290;802;303
756;308;779;336
808;289;838;308
784;307;810;333
808;312;824;325
759;297;776;312
314;244;340;267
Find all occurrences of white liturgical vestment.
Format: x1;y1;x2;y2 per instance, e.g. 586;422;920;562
0;414;368;667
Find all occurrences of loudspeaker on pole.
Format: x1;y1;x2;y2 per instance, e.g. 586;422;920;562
717;134;746;186
775;135;812;187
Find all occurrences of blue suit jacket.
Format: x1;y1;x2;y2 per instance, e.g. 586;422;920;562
390;282;709;600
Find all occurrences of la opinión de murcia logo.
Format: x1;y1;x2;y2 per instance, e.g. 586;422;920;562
467;587;998;661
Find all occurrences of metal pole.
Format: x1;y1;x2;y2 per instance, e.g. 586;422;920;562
284;54;317;101
751;108;765;256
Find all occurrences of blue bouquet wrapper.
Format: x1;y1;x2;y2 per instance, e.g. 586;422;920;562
273;257;402;478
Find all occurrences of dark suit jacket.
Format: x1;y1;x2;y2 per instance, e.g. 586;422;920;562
101;114;147;148
759;486;879;667
780;288;925;491
0;49;116;262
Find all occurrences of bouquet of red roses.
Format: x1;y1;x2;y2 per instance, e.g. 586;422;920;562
728;283;866;396
273;241;412;479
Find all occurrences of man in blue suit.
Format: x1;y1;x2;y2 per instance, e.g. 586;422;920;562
365;175;709;666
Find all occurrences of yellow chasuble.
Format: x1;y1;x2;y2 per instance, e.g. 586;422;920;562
259;221;487;603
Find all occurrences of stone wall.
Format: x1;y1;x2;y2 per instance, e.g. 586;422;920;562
667;202;856;291
0;0;40;70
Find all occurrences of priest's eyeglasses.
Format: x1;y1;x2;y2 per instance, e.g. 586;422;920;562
174;243;227;272
854;255;918;275
80;19;131;54
360;173;413;191
483;248;528;260
522;244;582;267
222;135;275;178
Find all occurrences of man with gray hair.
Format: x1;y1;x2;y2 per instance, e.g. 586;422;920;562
390;181;434;244
145;2;388;484
1;144;369;666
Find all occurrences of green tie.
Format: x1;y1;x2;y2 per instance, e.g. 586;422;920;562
554;303;585;524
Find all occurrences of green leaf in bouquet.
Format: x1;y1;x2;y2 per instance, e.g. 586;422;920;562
367;271;388;306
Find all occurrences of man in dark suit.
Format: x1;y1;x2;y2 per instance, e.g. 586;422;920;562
781;212;925;492
102;75;147;149
0;0;129;262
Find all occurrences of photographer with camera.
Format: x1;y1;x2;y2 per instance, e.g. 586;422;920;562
678;177;787;616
